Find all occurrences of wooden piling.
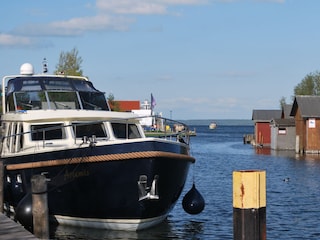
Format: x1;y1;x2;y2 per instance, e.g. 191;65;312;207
31;174;49;240
0;161;3;213
233;170;266;240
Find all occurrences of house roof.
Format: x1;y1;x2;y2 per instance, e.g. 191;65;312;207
291;95;320;118
270;118;295;127
252;109;282;121
282;104;293;119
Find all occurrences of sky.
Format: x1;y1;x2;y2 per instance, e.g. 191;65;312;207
1;0;320;120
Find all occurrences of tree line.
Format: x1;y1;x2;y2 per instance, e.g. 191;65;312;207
281;71;320;108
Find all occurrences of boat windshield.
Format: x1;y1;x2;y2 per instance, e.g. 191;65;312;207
79;92;107;110
6;76;109;111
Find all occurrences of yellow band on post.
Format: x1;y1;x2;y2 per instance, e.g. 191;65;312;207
233;170;266;209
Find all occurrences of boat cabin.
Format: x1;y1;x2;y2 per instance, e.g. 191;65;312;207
3;76;109;113
0;64;145;156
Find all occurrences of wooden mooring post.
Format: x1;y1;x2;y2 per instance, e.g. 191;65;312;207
233;170;266;240
0;161;39;239
0;161;3;213
31;174;49;240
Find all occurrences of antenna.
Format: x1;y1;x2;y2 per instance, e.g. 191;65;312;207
42;58;48;73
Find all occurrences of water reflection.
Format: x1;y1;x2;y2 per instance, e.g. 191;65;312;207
182;221;204;239
255;147;271;155
52;218;208;240
297;153;320;161
53;224;138;239
255;146;320;161
52;219;180;240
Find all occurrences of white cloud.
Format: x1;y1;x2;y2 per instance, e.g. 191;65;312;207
1;0;284;47
215;0;284;2
2;0;206;47
96;0;167;14
254;0;284;2
156;75;174;81
48;15;132;35
96;0;208;15
0;33;33;47
13;15;133;37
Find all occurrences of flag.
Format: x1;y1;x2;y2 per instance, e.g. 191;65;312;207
151;93;156;110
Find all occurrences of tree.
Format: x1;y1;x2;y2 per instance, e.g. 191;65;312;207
54;47;83;76
294;71;320;96
107;93;120;111
279;96;286;109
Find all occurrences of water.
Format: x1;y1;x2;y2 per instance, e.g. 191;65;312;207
52;124;320;239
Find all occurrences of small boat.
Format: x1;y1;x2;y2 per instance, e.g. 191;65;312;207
1;63;197;231
209;122;217;129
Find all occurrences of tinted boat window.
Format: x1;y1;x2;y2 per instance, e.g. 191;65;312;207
43;79;73;90
79;92;109;110
7;78;42;92
7;95;15;112
73;123;106;138
72;80;96;91
15;92;45;110
31;124;65;140
20;80;42;91
112;123;141;139
47;92;80;109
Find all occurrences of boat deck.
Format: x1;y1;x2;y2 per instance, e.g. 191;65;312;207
0;213;38;239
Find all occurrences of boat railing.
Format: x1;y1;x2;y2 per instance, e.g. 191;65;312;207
139;115;191;144
1;116;192;153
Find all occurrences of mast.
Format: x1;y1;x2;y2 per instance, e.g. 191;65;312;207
42;58;48;73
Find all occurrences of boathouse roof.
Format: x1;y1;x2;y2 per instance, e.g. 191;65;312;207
291;95;320;118
270;118;295;127
282;104;293;119
252;109;282;122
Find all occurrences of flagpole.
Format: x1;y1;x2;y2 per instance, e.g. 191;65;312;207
151;93;153;127
151;94;153;113
151;93;156;127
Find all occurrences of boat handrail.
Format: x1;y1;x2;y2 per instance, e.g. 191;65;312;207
138;115;191;144
1;116;191;153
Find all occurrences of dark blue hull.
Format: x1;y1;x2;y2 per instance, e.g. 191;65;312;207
3;140;194;230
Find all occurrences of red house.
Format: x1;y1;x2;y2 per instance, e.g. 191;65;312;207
252;109;282;147
109;100;140;112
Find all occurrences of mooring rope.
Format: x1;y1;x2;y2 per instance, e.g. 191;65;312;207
6;151;195;171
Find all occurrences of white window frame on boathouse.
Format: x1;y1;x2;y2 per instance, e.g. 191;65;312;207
278;127;287;135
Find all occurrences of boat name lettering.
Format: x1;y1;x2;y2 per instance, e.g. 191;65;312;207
64;169;90;181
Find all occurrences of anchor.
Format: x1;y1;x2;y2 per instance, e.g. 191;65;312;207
137;175;159;201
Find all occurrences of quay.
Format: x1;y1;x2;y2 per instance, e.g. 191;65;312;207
243;134;254;144
0;213;38;239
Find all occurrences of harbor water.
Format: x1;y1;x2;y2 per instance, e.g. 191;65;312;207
52;123;320;239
